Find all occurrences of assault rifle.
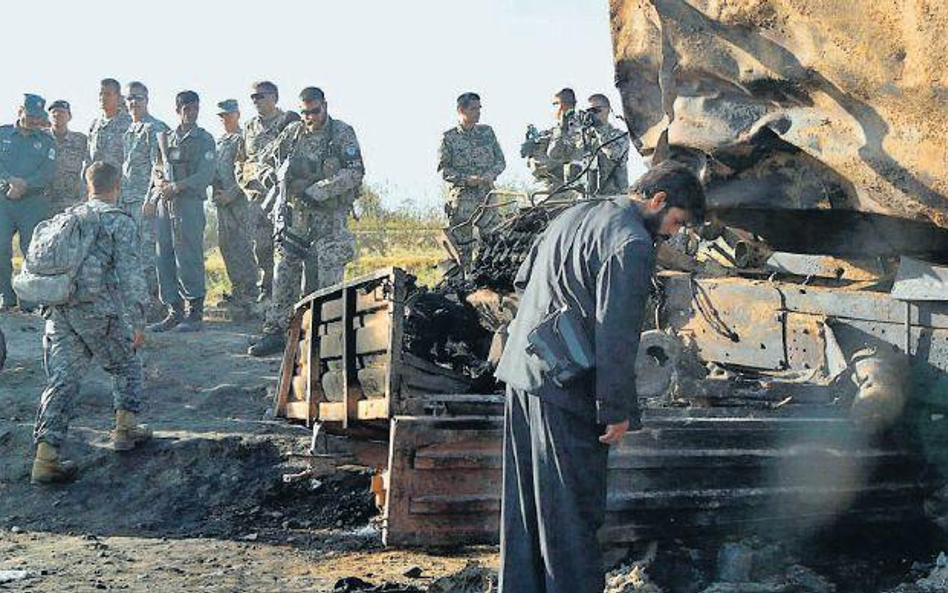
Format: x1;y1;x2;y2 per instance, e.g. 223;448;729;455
266;159;314;259
155;131;179;231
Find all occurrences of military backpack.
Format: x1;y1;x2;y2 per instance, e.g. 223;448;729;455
12;203;102;306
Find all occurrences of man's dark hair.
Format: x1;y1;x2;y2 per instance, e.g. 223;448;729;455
85;162;120;193
632;161;706;221
100;78;121;93
299;87;326;102
556;88;576;107
252;80;279;97
176;90;200;108
127;81;148;96
588;93;610;107
457;92;481;109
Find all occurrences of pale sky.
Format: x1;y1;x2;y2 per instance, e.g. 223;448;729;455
4;0;646;209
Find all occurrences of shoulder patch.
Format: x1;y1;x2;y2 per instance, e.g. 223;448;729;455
345;145;359;157
205;150;216;161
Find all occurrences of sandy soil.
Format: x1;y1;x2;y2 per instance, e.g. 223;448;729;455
0;311;497;592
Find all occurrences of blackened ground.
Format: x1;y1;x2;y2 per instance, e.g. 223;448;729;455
0;311;497;591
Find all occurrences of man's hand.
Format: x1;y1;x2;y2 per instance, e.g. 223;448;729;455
132;330;145;349
599;420;630;445
6;178;27;200
213;188;235;206
304;183;329;203
158;180;178;199
142;201;157;219
465;175;483;187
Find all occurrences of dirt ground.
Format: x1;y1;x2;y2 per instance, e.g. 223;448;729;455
0;311;497;592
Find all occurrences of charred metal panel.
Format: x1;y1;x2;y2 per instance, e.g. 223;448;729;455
661;273;948;377
610;0;948;236
381;408;928;547
383;416;504;547
663;277;787;369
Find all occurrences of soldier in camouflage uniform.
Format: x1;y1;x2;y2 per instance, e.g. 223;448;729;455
88;79;131;169
248;87;362;357
235;81;299;302
522;88;584;201
121;82;169;315
31;162;152;485
584;94;630;196
213;99;256;314
437;92;506;273
45;100;89;216
147;91;216;334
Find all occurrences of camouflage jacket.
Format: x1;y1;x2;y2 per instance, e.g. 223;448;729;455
263;117;364;211
121;114;168;205
47;129;89;203
68;199;149;331
437;123;506;202
89;109;132;169
235;109;298;201
589;121;630;195
214;130;245;203
526;115;584;190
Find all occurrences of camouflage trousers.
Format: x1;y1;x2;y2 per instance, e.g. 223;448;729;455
248;201;274;297
123;200;159;300
443;190;499;272
217;197;257;302
34;306;143;447
263;207;355;334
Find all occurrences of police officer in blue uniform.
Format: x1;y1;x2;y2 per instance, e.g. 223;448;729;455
147;91;216;333
0;94;57;310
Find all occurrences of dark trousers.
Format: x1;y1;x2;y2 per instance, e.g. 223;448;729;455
155;197;206;305
0;193;48;306
499;386;609;593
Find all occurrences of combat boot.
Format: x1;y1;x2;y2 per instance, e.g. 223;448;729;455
110;410;153;451
174;298;204;333
31;442;78;485
148;301;185;332
247;332;286;357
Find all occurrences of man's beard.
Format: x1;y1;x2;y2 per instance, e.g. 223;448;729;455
641;207;669;242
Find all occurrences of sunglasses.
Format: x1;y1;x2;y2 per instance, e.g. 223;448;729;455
126;94;147;101
250;92;273;101
301;108;323;116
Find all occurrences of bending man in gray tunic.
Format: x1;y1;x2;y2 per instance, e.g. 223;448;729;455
494;161;706;593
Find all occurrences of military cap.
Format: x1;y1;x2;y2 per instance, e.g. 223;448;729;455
217;99;239;115
299;87;325;102
22;93;47;119
175;90;200;108
48;99;71;112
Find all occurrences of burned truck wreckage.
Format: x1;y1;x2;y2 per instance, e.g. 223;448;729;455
270;0;948;568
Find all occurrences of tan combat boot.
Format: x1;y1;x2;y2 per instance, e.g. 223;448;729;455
111;410;153;451
31;442;78;485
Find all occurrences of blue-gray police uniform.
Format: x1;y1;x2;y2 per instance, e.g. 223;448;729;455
34;199;149;446
0;123;56;306
494;197;656;593
151;125;215;307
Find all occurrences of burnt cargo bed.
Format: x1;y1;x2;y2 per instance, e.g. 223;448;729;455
271;265;948;548
382;406;935;547
273;268;480;434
